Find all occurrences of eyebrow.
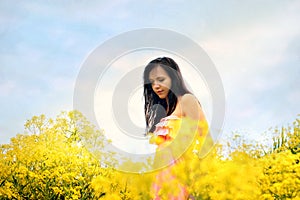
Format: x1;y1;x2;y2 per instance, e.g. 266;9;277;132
149;76;166;80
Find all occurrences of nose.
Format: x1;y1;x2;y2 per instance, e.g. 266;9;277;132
152;81;160;89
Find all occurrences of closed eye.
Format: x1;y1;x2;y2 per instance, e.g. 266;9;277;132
158;78;165;82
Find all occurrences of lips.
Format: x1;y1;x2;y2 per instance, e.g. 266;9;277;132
156;90;164;95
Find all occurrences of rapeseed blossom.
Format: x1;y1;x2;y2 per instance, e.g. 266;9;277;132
0;111;299;199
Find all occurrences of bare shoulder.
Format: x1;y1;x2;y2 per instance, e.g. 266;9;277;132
180;93;203;120
181;93;199;105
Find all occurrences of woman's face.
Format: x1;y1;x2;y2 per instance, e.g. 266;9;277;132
149;66;172;99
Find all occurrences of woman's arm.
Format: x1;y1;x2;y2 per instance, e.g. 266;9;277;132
181;93;214;157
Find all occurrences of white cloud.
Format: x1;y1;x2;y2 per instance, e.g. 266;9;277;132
197;1;300;141
0;80;16;96
1;0;299;149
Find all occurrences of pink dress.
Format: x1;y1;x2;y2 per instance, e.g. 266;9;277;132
149;116;209;199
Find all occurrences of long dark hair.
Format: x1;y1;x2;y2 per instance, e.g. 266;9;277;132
143;57;190;133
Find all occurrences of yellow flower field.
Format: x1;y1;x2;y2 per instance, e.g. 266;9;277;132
0;111;299;199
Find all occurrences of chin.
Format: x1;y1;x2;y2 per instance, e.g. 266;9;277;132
158;95;167;99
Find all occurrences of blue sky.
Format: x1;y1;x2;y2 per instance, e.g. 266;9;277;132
1;0;299;148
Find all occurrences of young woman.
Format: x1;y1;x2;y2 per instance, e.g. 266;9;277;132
144;57;206;132
143;57;212;199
